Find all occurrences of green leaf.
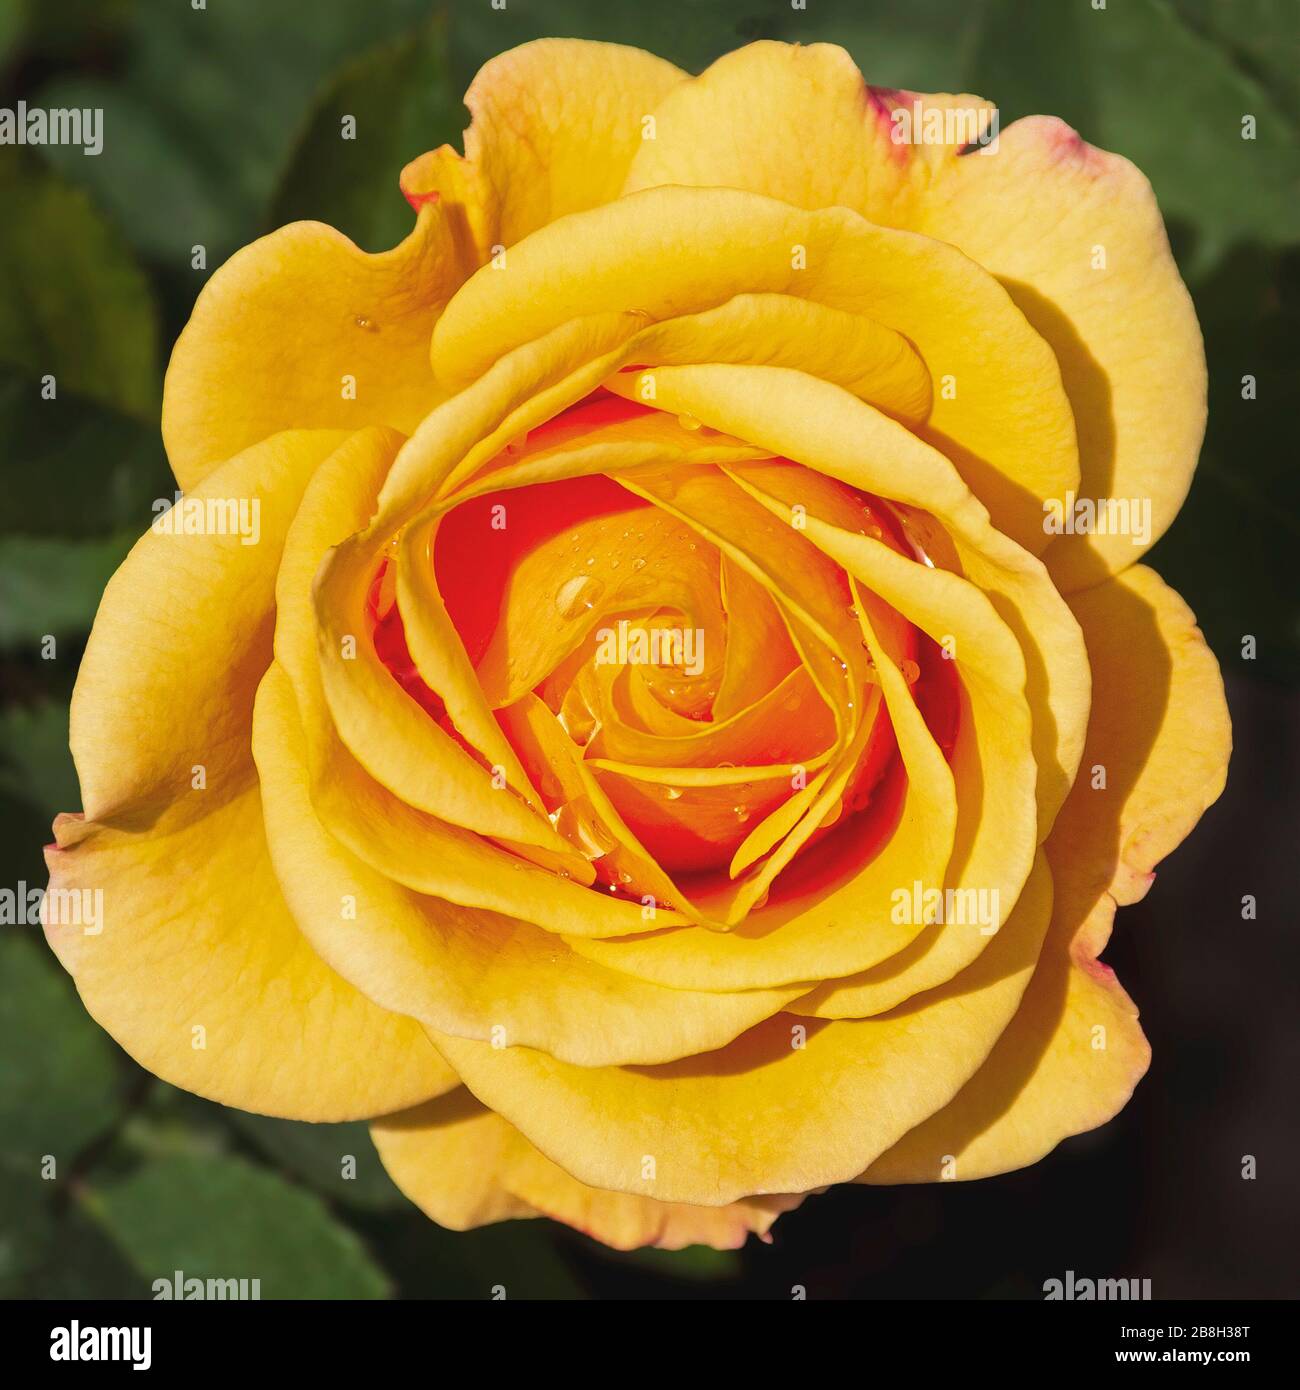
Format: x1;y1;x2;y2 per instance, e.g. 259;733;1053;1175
272;17;461;253
1174;0;1300;123
85;1153;391;1299
22;1202;150;1300
35;0;441;267
116;1085;233;1167
0;935;126;1171
0;1156;148;1299
358;1207;585;1299
0;380;169;538
0;155;170;540
0;1158;56;1297
0;697;79;819
228;1111;408;1211
1147;244;1300;680
0;151;158;418
447;0;789;81
769;0;986;91
967;0;1300;274
0;531;134;646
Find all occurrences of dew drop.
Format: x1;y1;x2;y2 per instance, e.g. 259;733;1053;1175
553;796;618;861
555;574;604;620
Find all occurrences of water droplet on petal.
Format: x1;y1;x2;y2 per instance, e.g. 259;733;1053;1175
553;796;617;861
555;574;604;620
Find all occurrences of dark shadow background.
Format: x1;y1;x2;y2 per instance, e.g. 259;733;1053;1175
1;0;1296;1299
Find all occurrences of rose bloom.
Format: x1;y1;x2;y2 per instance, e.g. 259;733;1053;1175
46;40;1230;1252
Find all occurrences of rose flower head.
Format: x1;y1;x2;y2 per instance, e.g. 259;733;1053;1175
45;40;1230;1252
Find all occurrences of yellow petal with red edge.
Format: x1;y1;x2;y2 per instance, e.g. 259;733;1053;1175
404;39;684;255
907;120;1205;590
624;41;916;213
44;796;454;1120
253;664;799;1066
163;205;474;490
861;567;1228;1181
434;853;1051;1207
434;185;1077;551
373;1091;803;1251
859;881;1149;1185
625;40;1201;586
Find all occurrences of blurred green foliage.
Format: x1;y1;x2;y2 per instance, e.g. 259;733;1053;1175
0;0;1295;1298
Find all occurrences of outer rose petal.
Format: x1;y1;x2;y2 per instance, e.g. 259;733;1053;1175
432;855;1051;1207
372;1092;803;1252
907;122;1205;591
400;38;685;251
1058;565;1231;911
44;798;455;1121
861;566;1229;1180
69;430;347;831
624;40;1205;586
162;203;476;491
46;427;456;1118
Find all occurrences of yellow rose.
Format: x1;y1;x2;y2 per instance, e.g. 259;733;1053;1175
45;40;1230;1252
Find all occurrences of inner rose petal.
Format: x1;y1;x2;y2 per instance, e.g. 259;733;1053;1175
365;441;961;919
